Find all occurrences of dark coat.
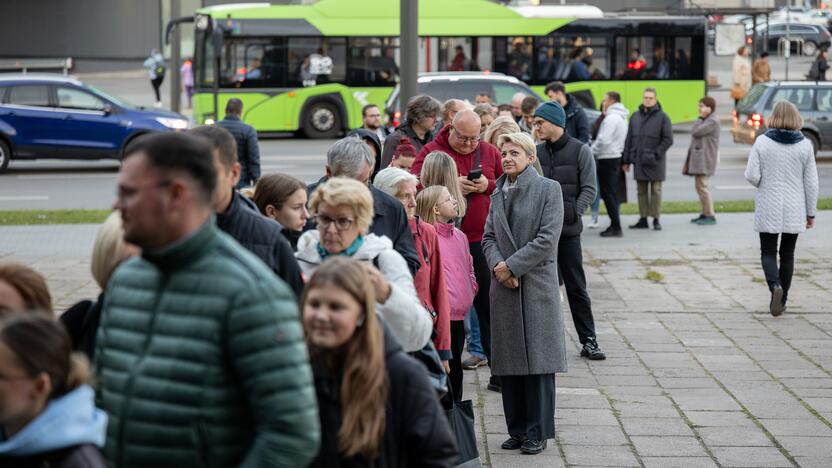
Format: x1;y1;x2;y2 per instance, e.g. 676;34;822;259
307;178;420;276
348;128;383;178
564;94;591;144
309;325;459;468
685;113;720;176
622;103;673;182
59;294;103;361
217;191;305;298
380;121;435;169
482;167;567;376
0;444;107;468
217;115;261;188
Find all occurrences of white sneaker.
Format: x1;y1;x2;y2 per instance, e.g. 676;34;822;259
587;213;599;228
153;101;163;108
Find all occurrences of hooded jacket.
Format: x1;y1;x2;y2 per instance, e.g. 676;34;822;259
295;231;433;353
590;102;629;160
0;385;107;468
434;221;477;322
622;103;673;182
309;324;459;468
348;128;383;178
563;94;591;144
412;125;504;244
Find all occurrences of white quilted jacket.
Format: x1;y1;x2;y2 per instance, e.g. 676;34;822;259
745;135;819;234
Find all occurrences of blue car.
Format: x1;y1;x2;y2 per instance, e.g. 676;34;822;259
0;74;189;173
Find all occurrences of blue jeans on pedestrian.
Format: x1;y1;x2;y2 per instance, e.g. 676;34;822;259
590;172;601;215
465;307;486;359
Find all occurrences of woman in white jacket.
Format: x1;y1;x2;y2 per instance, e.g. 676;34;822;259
295;177;432;352
732;46;751;105
745;101;819;317
590;92;629;237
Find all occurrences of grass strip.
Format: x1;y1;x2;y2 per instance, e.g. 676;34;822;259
0;209;111;226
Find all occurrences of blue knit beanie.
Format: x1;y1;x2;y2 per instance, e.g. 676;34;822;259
534;101;566;128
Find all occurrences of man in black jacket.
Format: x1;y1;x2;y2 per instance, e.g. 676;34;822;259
534;101;606;360
189;125;304;298
307;137;420;276
544;81;590;143
217;98;261;189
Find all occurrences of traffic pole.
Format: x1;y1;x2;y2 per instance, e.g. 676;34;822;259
399;0;418;117
170;0;182;113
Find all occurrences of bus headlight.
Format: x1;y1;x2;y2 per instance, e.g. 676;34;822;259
155;117;190;130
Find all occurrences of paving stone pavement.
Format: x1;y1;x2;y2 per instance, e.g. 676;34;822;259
1;212;831;467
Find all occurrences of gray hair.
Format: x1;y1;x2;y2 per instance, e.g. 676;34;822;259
372;167;418;198
473;103;497;119
327;137;375;178
406;95;441;124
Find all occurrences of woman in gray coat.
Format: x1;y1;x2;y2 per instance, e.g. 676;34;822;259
482;132;566;456
685;96;720;225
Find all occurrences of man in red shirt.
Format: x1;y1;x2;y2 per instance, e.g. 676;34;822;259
411;109;504;392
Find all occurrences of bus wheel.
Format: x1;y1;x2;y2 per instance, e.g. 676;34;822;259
303;101;340;139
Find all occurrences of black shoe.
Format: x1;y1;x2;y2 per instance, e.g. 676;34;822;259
629;218;649;229
770;285;784;317
691;214;705;223
487;376;501;393
581;339;607;360
501;435;525;450
521;439;547;455
600;227;623;237
653;219;662;231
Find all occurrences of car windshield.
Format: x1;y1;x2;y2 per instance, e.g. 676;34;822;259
738;84;768;109
84;85;135;109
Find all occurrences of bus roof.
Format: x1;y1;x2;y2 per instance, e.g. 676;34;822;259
197;0;604;36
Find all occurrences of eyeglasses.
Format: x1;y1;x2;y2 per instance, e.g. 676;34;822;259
316;214;355;231
533;120;546;128
452;127;480;144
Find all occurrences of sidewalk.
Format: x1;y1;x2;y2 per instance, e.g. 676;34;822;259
2;213;831;467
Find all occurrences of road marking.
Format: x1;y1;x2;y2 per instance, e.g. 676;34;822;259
0;195;49;201
16;174;116;180
716;185;755;190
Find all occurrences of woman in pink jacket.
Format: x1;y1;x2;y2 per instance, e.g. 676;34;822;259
417;185;478;401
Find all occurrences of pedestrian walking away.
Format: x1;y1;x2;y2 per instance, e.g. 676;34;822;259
622;87;673;231
181;58;194;109
96;133;320;467
534;101;606;360
808;49;830;81
143;48;166;108
380;95;440;169
216;98;261;189
302;257;458;468
744;101;819;317
482;132;567;455
189;125;305;299
731;46;751;105
684;96;720;226
0;315;107;468
752;51;771;85
251;173;309;251
590;91;629;237
412;109;504;392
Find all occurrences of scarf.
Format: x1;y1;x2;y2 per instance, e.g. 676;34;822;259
316;235;364;260
764;128;804;144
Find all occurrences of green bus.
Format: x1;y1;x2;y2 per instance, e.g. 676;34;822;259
187;0;706;137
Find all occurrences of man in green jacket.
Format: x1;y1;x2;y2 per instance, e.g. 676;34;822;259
96;132;320;467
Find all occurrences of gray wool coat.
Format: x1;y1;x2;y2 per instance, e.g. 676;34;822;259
685;113;720;176
622;103;674;182
482;166;568;376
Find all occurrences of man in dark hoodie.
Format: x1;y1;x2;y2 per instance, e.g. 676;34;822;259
622;87;673;231
189;125;305;299
380;95;441;169
347;128;382;179
544;81;590;144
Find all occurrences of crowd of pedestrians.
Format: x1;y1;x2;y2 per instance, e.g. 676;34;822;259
0;76;820;466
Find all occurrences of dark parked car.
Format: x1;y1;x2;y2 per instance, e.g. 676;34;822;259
731;81;832;155
0;74;189;173
759;21;831;56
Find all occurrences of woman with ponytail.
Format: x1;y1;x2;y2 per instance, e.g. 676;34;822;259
0;314;107;467
302;257;457;467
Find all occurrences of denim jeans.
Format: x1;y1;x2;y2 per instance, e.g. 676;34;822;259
590;172;601;215
464;307;486;359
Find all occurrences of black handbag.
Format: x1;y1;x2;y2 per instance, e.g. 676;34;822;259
411;339;449;399
442;384;482;468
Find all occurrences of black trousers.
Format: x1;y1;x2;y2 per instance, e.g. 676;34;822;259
501;374;556;441
151;76;163;101
760;233;799;300
558;235;596;344
469;241;491;360
597;158;622;230
450;320;465;402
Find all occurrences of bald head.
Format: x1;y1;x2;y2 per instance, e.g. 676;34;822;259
449;110;482;155
511;92;526;118
453;109;481;133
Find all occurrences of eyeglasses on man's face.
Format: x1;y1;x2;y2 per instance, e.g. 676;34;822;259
452;126;480;144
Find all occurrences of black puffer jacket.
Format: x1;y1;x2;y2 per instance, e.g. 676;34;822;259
309;325;459;468
60;294;104;361
217;191;305;298
622;103;673;182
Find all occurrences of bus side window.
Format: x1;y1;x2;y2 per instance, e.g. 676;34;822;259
288;37;346;88
615;36;699;81
347;37;399;87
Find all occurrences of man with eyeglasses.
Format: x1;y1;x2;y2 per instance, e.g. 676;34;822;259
360;104;391;145
412;109;504;392
534;101;606;361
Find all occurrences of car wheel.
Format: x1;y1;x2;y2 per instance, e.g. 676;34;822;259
803;41;818;56
802;130;819;156
0;140;11;174
302;101;341;139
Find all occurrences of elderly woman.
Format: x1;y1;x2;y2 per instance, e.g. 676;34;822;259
373;167;451;369
381;95;441;168
685;96;720;225
745;101;818;317
295;177;432;352
473;103;497;135
484;116;543;175
482;132;566;455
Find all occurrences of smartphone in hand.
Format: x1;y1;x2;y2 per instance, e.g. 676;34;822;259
467;168;483;181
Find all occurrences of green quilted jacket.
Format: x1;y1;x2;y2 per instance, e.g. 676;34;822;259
95;222;320;468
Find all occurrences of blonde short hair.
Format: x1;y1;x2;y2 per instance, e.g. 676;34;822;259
767;101;804;131
497;132;537;159
483;116;521;146
309;177;375;234
91;211;133;290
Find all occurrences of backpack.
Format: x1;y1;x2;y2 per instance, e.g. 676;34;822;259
807;60;820;80
154;63;166;78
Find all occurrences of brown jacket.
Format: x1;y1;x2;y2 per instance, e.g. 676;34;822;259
752;58;771;84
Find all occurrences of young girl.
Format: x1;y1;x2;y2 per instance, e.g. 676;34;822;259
302;257;457;467
416;186;477;401
419;151;467;220
251;173;310;250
